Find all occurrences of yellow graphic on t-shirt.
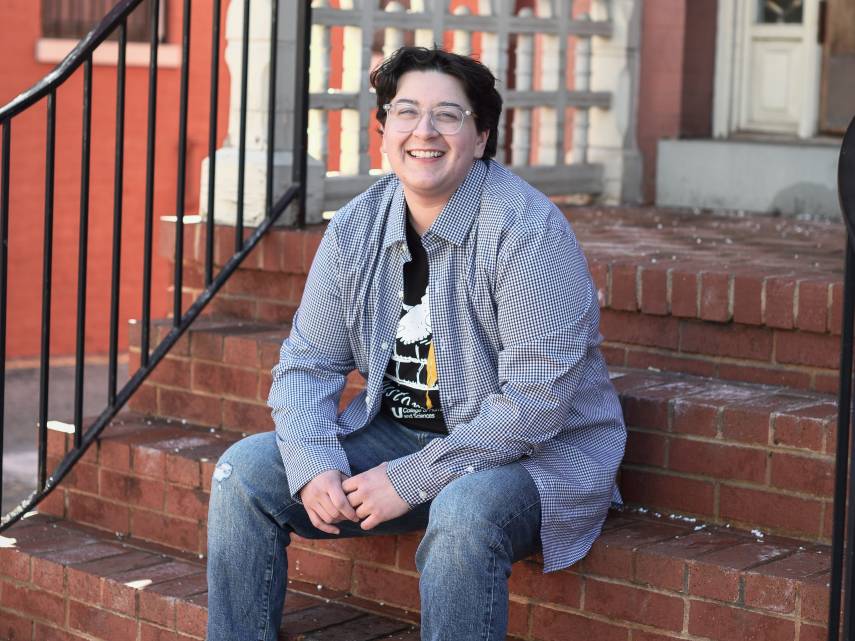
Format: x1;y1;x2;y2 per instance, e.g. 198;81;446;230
425;341;437;409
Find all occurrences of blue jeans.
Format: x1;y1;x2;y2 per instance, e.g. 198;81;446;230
206;412;542;641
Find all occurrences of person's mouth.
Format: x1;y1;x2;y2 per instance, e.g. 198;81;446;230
406;149;445;158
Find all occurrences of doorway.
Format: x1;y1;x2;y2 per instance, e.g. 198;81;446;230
819;0;855;133
713;0;825;138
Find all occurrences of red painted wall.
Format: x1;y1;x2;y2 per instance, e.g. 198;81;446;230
0;0;230;359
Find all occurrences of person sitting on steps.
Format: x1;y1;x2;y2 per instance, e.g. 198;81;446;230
205;45;626;641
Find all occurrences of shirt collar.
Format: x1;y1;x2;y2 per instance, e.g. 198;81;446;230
382;159;489;250
428;159;488;246
383;182;408;250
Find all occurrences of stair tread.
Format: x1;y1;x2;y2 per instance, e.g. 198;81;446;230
0;514;421;641
568;206;843;280
1;510;829;640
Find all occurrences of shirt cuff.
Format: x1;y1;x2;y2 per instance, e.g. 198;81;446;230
279;441;352;503
385;451;445;507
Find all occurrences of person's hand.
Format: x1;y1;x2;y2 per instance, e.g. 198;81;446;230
341;463;410;530
299;469;359;535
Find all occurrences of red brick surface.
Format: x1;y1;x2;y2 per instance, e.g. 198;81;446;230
610;262;640;311
699;271;732;321
1;511;833;641
640;266;669;315
688;601;795;641
765;277;797;329
27;208;848;639
60;356;843;549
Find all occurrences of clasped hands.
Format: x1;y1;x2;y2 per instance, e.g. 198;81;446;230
298;463;410;535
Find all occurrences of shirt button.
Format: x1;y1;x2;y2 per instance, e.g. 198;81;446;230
381;341;389;350
465;465;474;473
398;290;404;299
418;490;428;500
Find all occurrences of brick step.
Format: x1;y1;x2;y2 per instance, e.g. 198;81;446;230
12;510;832;640
127;316;838;543
127;318;361;433
0;514;420;641
614;368;837;543
581;207;845;395
160;208;845;393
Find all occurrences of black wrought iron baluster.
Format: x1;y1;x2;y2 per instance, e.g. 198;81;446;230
141;0;160;367
206;0;222;287
829;244;854;641
174;0;192;326
0;0;307;532
108;20;127;408
38;90;57;491
830;114;855;641
265;0;278;216
73;57;93;449
293;0;312;227
236;0;250;252
0;120;11;510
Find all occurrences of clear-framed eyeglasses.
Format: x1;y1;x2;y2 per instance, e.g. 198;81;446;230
382;102;475;135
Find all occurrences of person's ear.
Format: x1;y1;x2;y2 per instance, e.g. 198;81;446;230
474;129;488;159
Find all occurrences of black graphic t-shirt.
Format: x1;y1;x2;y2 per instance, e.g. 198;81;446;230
379;216;448;434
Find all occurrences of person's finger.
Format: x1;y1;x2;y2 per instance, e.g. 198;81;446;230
343;487;362;508
360;513;380;530
341;476;357;493
306;506;340;535
310;499;336;525
330;488;359;521
318;491;354;525
355;503;371;520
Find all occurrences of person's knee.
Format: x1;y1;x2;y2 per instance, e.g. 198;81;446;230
416;478;504;573
210;432;288;506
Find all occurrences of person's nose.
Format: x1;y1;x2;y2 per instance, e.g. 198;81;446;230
411;110;439;138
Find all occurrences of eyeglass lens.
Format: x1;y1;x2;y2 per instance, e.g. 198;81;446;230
387;103;467;134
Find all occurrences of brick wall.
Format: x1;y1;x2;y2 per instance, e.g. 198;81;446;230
637;0;718;203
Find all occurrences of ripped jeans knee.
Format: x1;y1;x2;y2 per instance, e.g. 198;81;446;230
213;461;233;482
208;431;293;512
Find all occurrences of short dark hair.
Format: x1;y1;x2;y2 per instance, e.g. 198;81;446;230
369;46;502;160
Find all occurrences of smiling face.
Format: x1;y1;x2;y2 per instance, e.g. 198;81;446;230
381;70;488;208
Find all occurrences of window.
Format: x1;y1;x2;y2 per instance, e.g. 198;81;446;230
41;0;165;42
758;0;804;24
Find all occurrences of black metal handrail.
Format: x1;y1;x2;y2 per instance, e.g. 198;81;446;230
828;115;855;641
0;0;312;529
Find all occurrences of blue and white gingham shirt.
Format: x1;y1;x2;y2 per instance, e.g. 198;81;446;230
269;159;625;572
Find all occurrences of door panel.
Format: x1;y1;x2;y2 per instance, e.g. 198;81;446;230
748;34;804;127
820;0;855;132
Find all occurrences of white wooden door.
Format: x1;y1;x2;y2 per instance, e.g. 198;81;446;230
733;0;822;136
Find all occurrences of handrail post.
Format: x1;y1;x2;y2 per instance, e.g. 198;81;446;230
828;114;855;641
0;120;11;511
140;0;160;367
38;90;57;492
293;0;312;226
